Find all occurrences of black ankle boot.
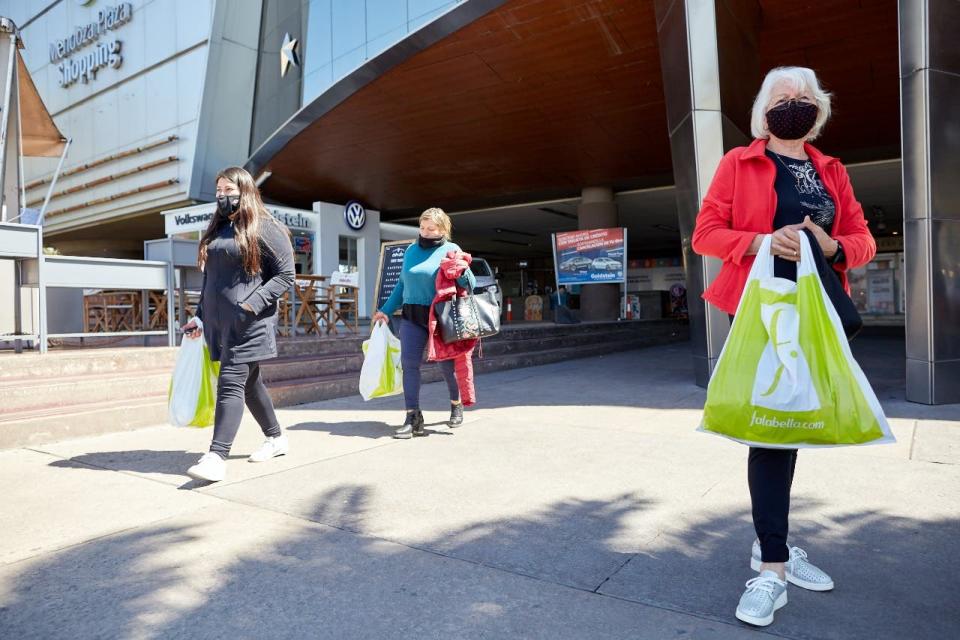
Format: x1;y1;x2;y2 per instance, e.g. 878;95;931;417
412;410;426;437
395;411;424;439
448;402;464;428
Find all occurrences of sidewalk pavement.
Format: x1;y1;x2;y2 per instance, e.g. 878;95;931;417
1;338;958;640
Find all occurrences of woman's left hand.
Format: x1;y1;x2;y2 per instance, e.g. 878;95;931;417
239;302;254;313
799;215;839;258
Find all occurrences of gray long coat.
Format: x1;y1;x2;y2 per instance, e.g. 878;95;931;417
197;216;295;365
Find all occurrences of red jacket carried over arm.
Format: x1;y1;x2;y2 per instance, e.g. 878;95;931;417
691;139;876;315
427;250;477;406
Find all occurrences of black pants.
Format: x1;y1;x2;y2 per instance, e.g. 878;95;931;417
748;447;798;562
210;362;281;459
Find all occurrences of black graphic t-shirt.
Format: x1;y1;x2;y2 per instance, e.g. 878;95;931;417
767;149;836;280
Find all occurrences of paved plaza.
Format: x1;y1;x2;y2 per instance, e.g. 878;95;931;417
2;336;958;639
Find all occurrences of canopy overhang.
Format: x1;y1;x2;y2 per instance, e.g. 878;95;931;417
247;0;900;219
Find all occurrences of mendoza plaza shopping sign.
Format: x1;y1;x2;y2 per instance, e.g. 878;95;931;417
552;228;627;285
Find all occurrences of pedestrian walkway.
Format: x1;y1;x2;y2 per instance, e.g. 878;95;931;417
1;338;958;639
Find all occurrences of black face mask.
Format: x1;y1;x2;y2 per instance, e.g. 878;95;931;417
766;100;818;141
418;235;444;249
216;195;241;216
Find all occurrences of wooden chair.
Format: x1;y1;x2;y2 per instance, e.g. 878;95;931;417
104;291;139;331
277;290;294;336
292;277;329;335
83;292;109;333
148;291;168;329
328;284;359;334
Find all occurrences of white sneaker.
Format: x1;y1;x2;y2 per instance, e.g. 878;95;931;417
187;452;226;482
248;434;289;463
751;540;835;591
736;570;788;627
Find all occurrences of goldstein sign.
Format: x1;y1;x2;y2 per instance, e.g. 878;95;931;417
49;2;133;87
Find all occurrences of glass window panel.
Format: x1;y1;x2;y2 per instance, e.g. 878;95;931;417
339;236;359;272
303;64;334;104
332;46;366;81
408;0;458;24
366;26;407;60
366;0;406;41
305;0;334;73
332;0;365;58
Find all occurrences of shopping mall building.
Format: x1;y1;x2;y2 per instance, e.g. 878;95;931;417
0;0;956;403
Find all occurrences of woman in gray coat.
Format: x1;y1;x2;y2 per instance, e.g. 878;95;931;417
182;167;295;482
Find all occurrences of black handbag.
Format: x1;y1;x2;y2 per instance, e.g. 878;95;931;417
803;229;863;340
436;288;501;344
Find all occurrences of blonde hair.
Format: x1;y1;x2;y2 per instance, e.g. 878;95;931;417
419;207;452;240
750;66;832;141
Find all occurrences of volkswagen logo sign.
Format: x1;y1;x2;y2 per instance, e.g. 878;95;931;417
344;200;366;230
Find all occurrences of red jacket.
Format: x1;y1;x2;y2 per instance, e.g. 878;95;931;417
427;251;477;407
691;138;876;315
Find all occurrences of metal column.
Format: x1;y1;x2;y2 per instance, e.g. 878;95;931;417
899;0;960;404
0;21;20;223
654;0;758;387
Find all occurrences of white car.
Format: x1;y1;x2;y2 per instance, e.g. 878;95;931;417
471;258;503;309
591;257;621;271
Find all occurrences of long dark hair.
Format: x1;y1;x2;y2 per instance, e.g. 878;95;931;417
198;166;277;275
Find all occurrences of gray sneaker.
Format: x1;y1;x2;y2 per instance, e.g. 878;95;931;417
751;540;835;591
736;570;788;627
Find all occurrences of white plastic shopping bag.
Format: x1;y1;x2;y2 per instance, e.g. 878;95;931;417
359;322;403;401
168;318;220;427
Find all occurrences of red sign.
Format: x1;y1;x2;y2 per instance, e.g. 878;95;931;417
555;228;624;252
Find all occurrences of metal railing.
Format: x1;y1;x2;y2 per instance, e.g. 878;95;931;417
2;222;176;353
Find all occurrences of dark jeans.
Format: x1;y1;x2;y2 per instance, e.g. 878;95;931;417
729;314;797;563
210;362;281;459
748;447;798;562
399;318;459;411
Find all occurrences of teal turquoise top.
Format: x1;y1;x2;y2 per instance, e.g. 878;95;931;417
379;241;476;315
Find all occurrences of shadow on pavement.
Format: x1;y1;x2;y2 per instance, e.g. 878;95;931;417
47;450;244;475
2;482;957;640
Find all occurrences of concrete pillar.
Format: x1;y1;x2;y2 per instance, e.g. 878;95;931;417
899;0;960;404
577;186;620;321
654;0;759;387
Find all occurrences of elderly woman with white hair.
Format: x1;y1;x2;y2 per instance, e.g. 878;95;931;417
692;67;876;627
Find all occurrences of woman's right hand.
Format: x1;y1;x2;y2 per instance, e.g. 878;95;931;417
372;311;389;326
182;320;202;338
770;224;803;262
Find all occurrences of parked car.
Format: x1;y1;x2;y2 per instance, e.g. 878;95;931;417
591;257;621;271
470;257;503;309
559;256;593;272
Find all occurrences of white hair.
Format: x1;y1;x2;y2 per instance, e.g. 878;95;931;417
750;67;832;140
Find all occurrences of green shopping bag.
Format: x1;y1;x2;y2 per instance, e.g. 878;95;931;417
699;234;894;448
168;320;220;427
359;322;403;400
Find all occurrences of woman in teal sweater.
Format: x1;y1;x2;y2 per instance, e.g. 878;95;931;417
372;208;476;438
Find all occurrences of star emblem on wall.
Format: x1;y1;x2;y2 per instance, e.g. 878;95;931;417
280;33;299;78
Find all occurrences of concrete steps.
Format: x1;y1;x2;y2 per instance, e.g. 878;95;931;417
261;319;687;409
0;320;688;449
0;347;178;380
1;395;170;448
0;369;171;413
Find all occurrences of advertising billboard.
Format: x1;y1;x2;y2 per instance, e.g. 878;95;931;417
553;228;627;286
